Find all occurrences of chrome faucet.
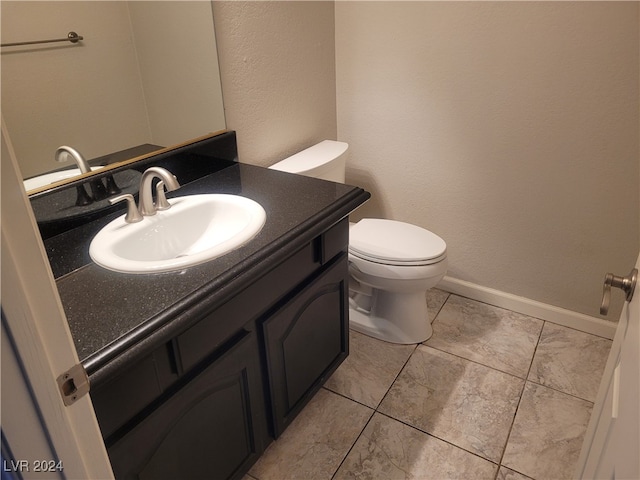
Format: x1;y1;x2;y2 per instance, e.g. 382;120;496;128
109;167;180;223
55;145;91;173
137;166;180;216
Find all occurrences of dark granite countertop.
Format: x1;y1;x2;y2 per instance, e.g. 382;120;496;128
52;163;369;385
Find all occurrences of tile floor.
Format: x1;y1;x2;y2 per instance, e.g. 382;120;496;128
246;290;612;480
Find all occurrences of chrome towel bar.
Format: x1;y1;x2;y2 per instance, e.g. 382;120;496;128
2;31;83;48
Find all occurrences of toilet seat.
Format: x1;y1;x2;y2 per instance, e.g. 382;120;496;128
349;219;447;266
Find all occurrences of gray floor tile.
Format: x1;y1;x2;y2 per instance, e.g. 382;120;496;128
324;330;416;408
502;382;593;480
249;389;373;480
496;466;533;480
427;288;450;322
528;323;611;402
379;345;524;462
334;413;498;480
425;295;544;378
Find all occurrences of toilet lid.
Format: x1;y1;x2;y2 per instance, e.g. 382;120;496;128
349;219;447;265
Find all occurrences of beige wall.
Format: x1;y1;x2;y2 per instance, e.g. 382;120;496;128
213;1;337;166
335;2;639;319
214;1;638;319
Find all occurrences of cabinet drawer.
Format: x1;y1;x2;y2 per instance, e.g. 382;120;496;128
316;217;349;265
262;254;349;436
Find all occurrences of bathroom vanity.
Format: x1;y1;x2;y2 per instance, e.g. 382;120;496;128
42;132;369;479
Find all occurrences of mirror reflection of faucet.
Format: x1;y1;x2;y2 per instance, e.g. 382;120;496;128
55;145;91;173
55;145;121;205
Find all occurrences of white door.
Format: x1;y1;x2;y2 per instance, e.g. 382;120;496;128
1;123;113;479
576;254;640;479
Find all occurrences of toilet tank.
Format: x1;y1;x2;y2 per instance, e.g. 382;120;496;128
269;140;347;183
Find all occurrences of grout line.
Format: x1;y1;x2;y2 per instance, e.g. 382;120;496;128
320;385;374;410
422;342;529;381
329;416;372;480
375;343;418;408
493;319;545;479
374;410;501;469
326;387;375;480
429;289;451;322
524;378;596;405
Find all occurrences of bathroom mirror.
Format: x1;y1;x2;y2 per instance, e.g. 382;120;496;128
1;1;226;195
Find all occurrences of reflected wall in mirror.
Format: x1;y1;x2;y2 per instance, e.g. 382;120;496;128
1;1;226;192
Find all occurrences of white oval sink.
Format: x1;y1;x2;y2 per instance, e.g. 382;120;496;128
24;166;104;191
89;194;266;274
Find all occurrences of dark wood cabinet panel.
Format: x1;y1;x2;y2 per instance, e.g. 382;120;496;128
92;349;168;440
106;330;267;480
317;218;349;265
262;254;349;436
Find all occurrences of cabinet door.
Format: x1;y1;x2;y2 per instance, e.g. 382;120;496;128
107;330;268;480
262;254;349;436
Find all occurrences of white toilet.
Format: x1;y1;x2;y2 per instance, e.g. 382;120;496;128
270;140;448;344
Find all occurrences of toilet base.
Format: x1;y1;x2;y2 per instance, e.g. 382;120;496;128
348;290;433;344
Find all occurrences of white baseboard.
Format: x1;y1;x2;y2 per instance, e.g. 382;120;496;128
438;276;616;340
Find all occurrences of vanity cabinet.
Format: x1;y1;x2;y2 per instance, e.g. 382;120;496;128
90;218;350;480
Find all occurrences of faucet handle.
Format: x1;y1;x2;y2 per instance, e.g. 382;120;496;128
110;194;143;223
155;181;172;211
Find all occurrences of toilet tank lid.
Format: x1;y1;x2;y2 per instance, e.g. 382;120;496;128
269;140;348;174
350;219;447;263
